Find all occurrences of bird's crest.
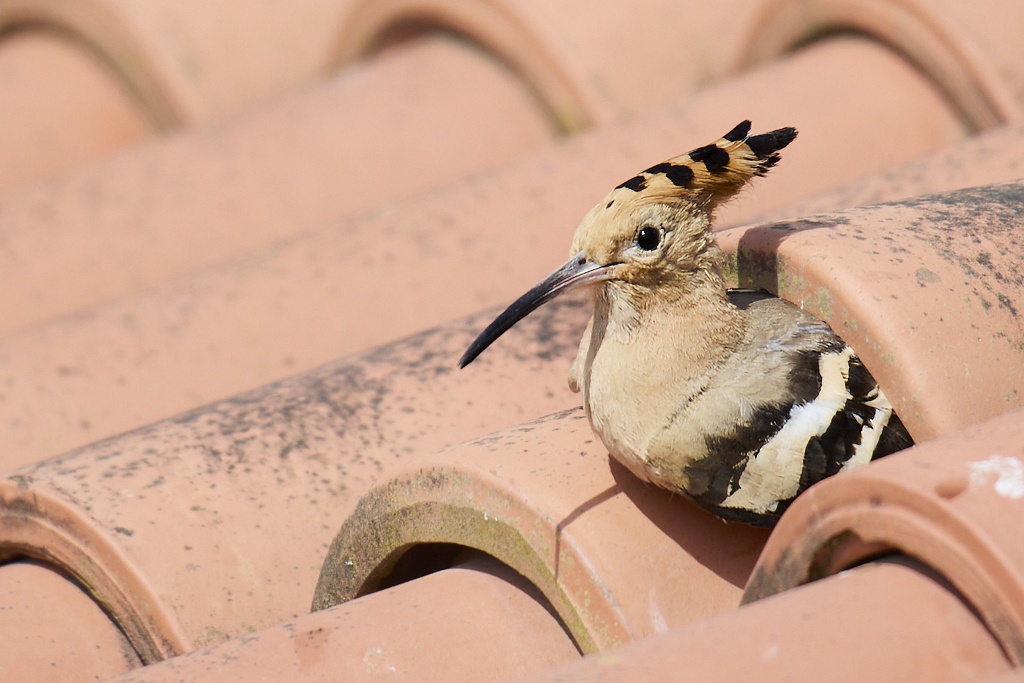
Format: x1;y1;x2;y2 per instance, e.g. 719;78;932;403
607;120;797;212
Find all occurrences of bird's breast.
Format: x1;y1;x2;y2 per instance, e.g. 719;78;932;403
577;326;722;489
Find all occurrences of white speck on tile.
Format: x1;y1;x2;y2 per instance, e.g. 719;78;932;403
648;589;668;633
762;643;781;662
969;455;1024;499
364;647;397;673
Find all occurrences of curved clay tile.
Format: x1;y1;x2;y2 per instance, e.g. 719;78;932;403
718;180;1024;440
0;560;140;681
0;300;587;663
731;0;1024;129
313;409;769;653
0;36;968;472
746;408;1024;664
331;0;815;131
0;0;369;123
773;123;1024;218
0;0;200;126
514;558;1009;682
331;0;608;132
0;30;153;191
105;557;580;682
0;34;553;339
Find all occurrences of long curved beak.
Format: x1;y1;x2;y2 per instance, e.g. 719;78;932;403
459;253;613;368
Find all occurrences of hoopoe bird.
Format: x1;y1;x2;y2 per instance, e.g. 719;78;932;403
459;121;912;526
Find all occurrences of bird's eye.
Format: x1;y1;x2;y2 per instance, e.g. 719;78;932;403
636;226;661;251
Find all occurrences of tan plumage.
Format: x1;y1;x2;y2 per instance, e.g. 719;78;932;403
460;121;912;526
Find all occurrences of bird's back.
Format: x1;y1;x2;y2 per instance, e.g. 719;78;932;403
678;291;912;526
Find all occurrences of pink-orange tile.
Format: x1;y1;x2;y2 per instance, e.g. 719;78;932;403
0;1;358;125
719;180;1024;441
314;409;769;653
107;557;579;683
747;407;1024;663
515;558;1008;682
0;34;554;338
0;30;152;191
0;300;588;658
776;122;1024;218
0;560;140;681
732;0;1024;129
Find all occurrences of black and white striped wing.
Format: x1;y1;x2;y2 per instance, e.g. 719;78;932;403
694;329;912;526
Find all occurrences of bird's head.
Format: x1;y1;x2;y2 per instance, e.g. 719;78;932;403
566;185;716;295
459;120;797;368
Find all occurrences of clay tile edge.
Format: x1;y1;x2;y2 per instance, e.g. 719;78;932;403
311;433;606;655
0;478;189;663
329;0;604;132
717;181;1024;442
730;0;1021;130
742;408;1024;664
0;0;202;125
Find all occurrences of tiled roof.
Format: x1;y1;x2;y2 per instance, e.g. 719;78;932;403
1;2;1023;681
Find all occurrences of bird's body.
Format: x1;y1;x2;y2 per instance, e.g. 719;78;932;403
460;121;912;526
574;287;909;525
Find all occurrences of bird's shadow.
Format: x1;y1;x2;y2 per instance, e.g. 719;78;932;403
554;456;770;590
610;458;771;588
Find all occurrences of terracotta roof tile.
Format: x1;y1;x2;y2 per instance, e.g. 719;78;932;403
513;557;1010;682
747;406;1024;662
313;408;770;652
0;31;152;191
106;556;580;682
774;122;1024;218
0;34;554;337
3;1;1024;680
718;181;1024;440
0;560;140;681
0;301;585;656
732;0;1024;128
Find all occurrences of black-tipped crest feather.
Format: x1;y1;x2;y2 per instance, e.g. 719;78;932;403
612;121;799;208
